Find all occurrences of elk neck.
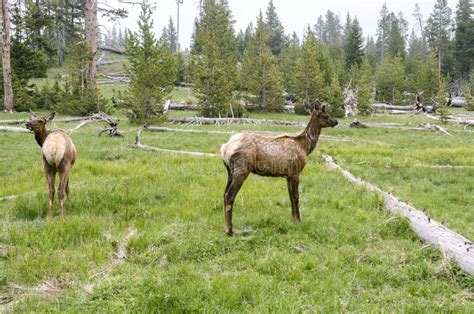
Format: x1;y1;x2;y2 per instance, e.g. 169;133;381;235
298;114;322;155
34;127;50;147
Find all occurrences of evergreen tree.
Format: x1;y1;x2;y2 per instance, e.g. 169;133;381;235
278;32;300;94
327;72;344;117
375;56;406;103
408;29;425;60
454;0;474;79
425;0;453;76
387;13;406;58
436;78;450;123
161;17;178;53
376;3;391;62
365;36;378;70
314;15;325;42
356;58;374;115
324;10;344;59
242;12;284;112
344;17;364;69
237;23;253;62
409;53;440;102
295;29;327;104
124;1;176;122
265;0;286;56
191;0;238;117
342;13;352;46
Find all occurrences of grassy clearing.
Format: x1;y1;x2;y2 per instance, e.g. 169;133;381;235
0;110;473;311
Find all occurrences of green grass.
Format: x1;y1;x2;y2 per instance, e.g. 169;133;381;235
0;110;473;311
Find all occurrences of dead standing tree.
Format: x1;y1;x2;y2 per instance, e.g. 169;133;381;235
0;0;13;112
85;0;98;92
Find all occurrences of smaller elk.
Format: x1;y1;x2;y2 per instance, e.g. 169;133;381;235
26;112;77;219
220;101;338;235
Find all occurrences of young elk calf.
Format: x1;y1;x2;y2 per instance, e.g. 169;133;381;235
221;101;338;235
26;112;77;219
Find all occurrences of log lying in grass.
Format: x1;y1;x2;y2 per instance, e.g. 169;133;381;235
0;116;90;125
451;97;466;107
145;126;352;142
425;114;474;126
0;126;31;133
322;154;474;275
169;103;199;111
372;103;415;111
0;195;18;201
415;123;452;136
132;128;219;157
168;116;306;126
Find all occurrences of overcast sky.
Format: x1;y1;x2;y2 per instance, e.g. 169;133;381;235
102;0;458;49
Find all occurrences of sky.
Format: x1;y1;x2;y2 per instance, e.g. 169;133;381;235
102;0;458;49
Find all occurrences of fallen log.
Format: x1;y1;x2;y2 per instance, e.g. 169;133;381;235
450;97;466;107
68;112;122;137
425;114;474;126
132;128;219;157
144;126;352;142
168;116;305;127
322;154;474;275
372;103;415;111
0;126;31;133
169;103;199;111
0;195;18;201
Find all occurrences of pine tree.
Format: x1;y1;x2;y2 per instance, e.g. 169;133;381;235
124;1;176;122
191;0;237;117
327;72;344;117
425;0;453;76
454;0;474;79
436;78;450;123
161;17;178;53
365;36;378;70
278;32;300;94
375;56;406;103
295;29;327;104
242;12;284;112
376;3;390;62
387;13;406;58
237;23;253;62
410;53;440;102
344;17;364;69
265;0;286;56
356;58;374;115
324;10;344;59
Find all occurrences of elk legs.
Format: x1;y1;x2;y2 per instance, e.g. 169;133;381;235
287;176;301;222
223;170;248;236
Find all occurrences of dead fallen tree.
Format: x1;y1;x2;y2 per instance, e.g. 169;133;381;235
322;154;474;275
168;116;305;126
132;128;219;157
425;114;474;126
0;116;92;125
372;103;414;111
145;126;352;142
0;126;31;133
169;103;199;111
66;112;122;137
415;123;452;136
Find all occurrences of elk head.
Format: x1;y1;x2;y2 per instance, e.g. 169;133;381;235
304;100;338;128
26;112;56;132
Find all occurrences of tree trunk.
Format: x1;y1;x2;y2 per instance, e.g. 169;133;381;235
1;0;13;113
85;0;97;92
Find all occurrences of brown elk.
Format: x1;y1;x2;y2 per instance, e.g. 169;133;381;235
26;112;77;219
220;101;338;235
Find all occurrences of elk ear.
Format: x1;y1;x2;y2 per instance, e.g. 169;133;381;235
321;105;326;113
304;102;314;113
30;109;37;117
313;99;322;112
45;112;56;121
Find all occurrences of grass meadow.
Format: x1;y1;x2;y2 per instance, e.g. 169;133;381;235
1;105;473;311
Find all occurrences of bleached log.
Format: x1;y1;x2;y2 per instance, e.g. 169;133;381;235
322;154;474;275
132;128;219;157
169;103;199;111
451;97;466;107
0;195;17;201
372;103;415;111
168;116;306;126
426;114;474;126
145;126;352;142
0;126;31;133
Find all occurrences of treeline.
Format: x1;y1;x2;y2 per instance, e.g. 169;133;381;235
1;0;473;121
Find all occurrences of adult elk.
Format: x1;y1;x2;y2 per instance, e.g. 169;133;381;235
220;101;338;235
26;112;77;219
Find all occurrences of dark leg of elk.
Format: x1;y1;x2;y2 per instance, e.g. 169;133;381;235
224;171;248;236
287;176;301;222
43;159;55;219
65;178;70;202
58;165;71;220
